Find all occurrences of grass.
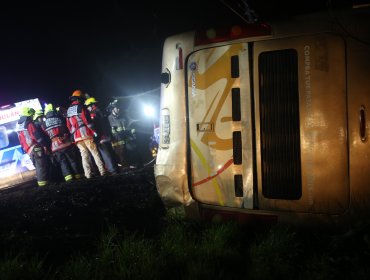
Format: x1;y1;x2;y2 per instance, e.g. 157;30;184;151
1;212;370;280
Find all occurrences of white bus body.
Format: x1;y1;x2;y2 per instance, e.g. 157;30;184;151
154;7;370;226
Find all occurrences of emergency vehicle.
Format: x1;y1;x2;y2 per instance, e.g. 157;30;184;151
0;98;42;189
154;6;370;226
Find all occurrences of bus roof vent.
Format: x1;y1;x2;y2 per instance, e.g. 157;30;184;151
194;23;271;46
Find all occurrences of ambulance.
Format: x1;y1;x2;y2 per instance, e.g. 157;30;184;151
0;98;42;189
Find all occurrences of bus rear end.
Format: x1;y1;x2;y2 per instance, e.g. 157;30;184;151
155;7;370;226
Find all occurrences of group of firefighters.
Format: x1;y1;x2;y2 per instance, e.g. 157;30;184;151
16;89;141;187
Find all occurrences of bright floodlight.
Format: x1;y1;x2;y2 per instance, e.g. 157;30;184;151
143;104;155;118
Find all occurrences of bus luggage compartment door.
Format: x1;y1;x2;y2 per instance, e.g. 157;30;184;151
254;34;349;214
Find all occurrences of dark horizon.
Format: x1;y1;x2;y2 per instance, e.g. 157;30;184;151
0;0;356;108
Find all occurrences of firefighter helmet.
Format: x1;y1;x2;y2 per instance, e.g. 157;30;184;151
85;97;98;107
44;103;55;115
106;99;119;114
110;99;119;108
20;107;34;117
33;109;44;120
72;89;83;97
70;89;85;100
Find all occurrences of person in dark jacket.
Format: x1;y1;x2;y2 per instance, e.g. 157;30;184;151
17;107;50;187
43;103;84;181
106;100;129;167
85;97;120;175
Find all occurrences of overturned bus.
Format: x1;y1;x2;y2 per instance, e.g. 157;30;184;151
0;98;42;189
154;6;370;226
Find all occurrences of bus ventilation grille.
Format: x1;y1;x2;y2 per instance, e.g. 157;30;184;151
258;49;302;200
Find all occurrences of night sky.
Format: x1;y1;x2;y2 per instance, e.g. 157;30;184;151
0;0;352;110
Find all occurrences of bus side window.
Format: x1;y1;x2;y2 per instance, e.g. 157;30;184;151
0;126;9;149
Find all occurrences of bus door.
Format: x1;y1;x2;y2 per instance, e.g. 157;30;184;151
187;43;254;209
253;34;349;214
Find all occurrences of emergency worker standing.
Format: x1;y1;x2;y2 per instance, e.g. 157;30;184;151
33;109;52;151
33;109;45;127
66;90;107;178
17;107;50;187
44;103;84;181
85;97;120;175
56;106;68;119
107;100;128;167
33;108;62;181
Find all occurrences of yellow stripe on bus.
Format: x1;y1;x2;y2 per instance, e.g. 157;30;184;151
190;139;224;206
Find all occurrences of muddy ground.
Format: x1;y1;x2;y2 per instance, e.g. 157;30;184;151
0;166;166;262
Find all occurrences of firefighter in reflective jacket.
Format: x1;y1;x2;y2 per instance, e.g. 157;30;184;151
33;108;65;181
106;100;129;167
33;109;53;154
33;109;46;128
44;103;85;181
66;90;107;178
85;97;120;175
17;107;50;187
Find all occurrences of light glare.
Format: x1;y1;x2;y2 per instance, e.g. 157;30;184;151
143;104;155;118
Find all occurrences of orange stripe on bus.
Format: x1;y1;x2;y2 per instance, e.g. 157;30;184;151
193;158;233;187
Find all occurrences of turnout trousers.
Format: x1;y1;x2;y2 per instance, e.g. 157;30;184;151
53;145;84;181
76;139;106;178
98;141;119;174
30;146;50;186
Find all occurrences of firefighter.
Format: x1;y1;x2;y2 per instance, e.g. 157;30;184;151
17;107;50;187
33;109;45;126
44;103;85;181
106;100;129;168
66;89;107;178
33;109;52;151
56;106;68;119
33;108;65;181
85;97;120;175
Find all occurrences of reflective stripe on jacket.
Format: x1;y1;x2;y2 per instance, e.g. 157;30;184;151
107;113;126;143
66;101;95;142
44;111;73;152
89;106;112;144
17;116;38;154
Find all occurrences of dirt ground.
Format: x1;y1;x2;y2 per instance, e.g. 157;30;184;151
0;166;166;261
